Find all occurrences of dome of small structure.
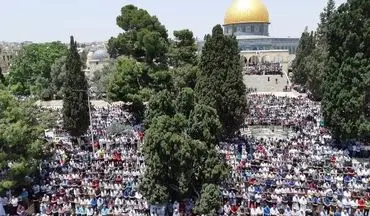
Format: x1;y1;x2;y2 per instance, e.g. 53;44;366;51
92;49;109;60
224;0;270;25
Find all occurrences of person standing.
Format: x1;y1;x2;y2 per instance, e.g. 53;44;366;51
20;188;29;208
0;196;6;216
32;184;41;214
10;196;18;215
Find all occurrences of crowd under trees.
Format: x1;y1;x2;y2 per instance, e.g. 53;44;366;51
0;90;56;192
1;0;369;212
0;4;247;212
292;0;370;141
0;36;89;193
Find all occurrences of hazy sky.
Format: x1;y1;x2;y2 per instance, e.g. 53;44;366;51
0;0;346;43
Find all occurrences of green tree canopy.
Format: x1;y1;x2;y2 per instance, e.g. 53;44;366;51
7;42;67;97
305;46;326;100
196;25;247;137
193;184;223;216
316;0;336;47
91;61;116;96
322;0;370;140
303;0;336;101
140;82;228;206
62;36;90;137
145;89;175;127
0;90;55;192
50;56;67;99
140;114;192;203
172;64;200;91
148;68;174;92
291;28;316;86
107;56;150;120
107;4;169;67
106;6;203;123
107;57;146;101
169;29;198;67
188;104;221;146
140;113;228;204
175;87;195;118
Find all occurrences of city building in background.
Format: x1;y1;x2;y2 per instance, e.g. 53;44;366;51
81;42;111;80
0;42;24;74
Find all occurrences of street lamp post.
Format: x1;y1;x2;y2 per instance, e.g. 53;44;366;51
73;89;94;152
87;90;95;152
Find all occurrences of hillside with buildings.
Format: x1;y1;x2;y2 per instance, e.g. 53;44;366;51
0;41;111;79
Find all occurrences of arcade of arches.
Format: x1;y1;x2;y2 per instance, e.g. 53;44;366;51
242;50;294;70
241;50;295;76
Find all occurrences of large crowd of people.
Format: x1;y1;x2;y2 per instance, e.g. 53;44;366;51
35;106;150;215
0;106;151;216
219;95;370;215
245;63;283;75
2;94;370;215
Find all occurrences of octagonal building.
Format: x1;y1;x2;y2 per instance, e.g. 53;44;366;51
222;0;299;69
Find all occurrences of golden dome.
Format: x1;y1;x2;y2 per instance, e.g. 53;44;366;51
224;0;270;25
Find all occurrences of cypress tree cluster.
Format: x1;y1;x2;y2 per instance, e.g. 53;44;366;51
106;7;249;214
291;0;370;140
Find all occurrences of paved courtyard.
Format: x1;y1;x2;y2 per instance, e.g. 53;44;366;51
243;74;290;92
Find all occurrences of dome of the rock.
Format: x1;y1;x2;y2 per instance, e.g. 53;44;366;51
224;0;270;25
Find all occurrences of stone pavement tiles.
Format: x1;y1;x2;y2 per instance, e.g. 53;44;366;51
243;75;289;92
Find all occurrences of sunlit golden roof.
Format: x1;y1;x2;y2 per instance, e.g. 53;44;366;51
224;0;270;25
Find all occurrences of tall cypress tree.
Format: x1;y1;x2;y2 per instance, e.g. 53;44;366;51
62;36;90;137
291;28;315;86
306;0;336;101
196;25;247;137
316;0;335;47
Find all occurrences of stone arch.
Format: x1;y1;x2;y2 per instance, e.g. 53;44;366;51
261;55;271;63
248;55;259;65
